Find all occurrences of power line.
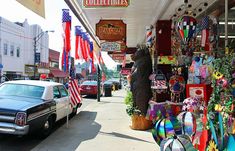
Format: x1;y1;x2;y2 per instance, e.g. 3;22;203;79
0;28;50;49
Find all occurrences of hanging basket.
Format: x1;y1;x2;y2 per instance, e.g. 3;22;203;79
130;114;153;131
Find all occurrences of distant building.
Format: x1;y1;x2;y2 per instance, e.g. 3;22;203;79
0;17;49;80
48;49;67;83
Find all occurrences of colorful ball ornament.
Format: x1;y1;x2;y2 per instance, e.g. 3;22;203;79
152;118;175;144
177;112;197;138
160;135;197;151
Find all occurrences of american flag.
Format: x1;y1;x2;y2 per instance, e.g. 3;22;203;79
201;16;210;51
62;9;71;53
69;66;82;107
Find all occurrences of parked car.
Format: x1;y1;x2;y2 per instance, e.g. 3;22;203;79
80;80;103;97
0;80;78;137
107;79;121;90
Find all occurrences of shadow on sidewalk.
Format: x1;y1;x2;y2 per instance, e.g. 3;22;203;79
99;131;154;144
32;111;101;151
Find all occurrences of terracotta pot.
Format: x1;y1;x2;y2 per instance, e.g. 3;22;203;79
130;114;153;130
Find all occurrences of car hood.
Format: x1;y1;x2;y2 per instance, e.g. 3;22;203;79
0;96;42;111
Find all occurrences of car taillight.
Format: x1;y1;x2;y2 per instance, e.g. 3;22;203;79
15;112;27;126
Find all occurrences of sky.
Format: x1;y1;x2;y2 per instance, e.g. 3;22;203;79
0;0;118;69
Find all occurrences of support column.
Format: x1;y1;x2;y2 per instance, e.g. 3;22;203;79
225;0;228;47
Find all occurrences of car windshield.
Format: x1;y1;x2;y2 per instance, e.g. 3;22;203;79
0;83;45;98
81;81;97;86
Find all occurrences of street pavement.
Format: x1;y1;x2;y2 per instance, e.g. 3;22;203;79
31;89;159;151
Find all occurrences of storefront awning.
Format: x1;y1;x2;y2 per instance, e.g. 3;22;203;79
49;69;67;78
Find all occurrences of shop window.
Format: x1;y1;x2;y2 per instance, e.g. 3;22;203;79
3;43;7;55
10;45;14;56
17;47;20;57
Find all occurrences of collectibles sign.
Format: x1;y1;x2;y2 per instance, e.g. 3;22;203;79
83;0;129;7
96;20;126;41
101;42;121;52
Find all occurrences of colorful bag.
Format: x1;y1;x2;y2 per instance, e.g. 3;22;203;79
151;70;168;91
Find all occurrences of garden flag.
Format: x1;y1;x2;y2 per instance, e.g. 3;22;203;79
81;32;88;61
62;9;71;72
69;65;82;107
201;16;210;51
75;26;82;60
62;9;71;53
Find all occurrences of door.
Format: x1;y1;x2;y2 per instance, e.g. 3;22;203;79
53;86;65;121
58;85;71;118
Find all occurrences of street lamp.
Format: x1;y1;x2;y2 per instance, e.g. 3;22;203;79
33;30;54;79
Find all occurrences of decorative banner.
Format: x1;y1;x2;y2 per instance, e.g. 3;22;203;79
16;0;45;18
101;42;121;52
83;0;129;7
96;20;126;41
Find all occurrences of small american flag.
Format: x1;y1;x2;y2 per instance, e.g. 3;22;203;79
69;66;81;107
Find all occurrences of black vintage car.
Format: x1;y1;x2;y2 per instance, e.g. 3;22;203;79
0;80;78;137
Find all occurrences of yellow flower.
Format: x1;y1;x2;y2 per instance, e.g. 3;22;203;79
207;140;218;151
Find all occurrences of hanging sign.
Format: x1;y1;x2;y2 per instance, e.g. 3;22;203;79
83;0;129;7
110;52;125;61
101;42;121;52
16;0;45;18
96;20;126;41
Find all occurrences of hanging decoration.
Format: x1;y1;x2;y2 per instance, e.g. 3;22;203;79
152;118;175;144
169;75;185;102
177;112;197;140
176;16;197;45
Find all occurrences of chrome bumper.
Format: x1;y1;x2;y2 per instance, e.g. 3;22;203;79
0;122;29;135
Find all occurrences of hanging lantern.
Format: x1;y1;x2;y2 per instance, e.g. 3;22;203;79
176;16;197;45
160;135;197;151
177;112;197;138
152;118;175;144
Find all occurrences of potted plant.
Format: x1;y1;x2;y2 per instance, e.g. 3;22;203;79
124;90;152;130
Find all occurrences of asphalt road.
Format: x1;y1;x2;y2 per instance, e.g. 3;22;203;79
0;96;95;151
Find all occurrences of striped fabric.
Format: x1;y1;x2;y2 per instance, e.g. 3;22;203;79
69;79;81;107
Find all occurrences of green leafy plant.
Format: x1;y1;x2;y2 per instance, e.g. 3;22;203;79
208;53;235;134
124;90;141;116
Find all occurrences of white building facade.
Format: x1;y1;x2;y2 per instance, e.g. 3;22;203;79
0;17;49;80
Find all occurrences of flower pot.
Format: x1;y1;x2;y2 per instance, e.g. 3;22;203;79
130;114;153;130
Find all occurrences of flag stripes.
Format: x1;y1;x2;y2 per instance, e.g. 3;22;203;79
69;79;81;107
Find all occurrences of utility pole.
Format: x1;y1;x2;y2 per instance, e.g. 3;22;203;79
97;65;101;102
33;37;37;79
33;30;54;79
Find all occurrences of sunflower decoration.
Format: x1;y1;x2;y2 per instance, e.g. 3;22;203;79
207;140;219;151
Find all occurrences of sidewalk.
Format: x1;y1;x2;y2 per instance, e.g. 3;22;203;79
32;89;159;151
